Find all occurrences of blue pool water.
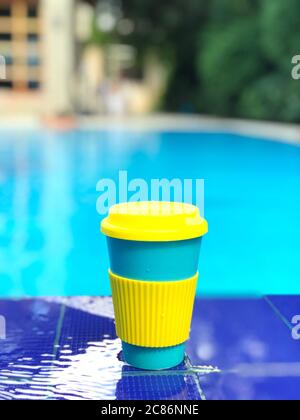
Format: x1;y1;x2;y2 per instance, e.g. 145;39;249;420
0;128;300;297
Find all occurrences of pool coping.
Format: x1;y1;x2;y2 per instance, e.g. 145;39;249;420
0;114;300;146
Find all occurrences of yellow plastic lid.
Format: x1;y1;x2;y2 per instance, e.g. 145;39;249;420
101;201;208;242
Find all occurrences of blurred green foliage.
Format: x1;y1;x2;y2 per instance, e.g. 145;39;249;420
94;0;300;122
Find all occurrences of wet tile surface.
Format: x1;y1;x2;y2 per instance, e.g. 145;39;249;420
0;297;299;400
199;373;300;401
188;298;300;369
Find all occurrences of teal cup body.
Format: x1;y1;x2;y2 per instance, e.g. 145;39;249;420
107;237;202;281
107;237;202;370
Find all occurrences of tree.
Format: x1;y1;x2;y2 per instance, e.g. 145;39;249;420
91;0;300;122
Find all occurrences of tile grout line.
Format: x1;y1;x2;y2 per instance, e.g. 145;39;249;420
185;355;207;401
45;303;66;400
264;296;293;330
52;303;67;358
121;367;219;377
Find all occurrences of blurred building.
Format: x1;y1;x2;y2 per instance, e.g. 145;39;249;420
0;0;166;117
0;0;76;116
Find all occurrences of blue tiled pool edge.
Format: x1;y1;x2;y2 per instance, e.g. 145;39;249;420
0;295;299;400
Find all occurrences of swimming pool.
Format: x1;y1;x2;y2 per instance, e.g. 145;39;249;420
1;128;300;297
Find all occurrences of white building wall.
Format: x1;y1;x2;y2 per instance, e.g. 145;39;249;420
42;0;76;115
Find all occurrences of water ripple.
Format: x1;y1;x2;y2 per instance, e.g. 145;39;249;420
0;339;123;400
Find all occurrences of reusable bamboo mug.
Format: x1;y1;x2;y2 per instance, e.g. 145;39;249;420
101;201;208;370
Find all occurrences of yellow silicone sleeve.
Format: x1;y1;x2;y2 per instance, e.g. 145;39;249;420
109;270;198;348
